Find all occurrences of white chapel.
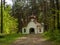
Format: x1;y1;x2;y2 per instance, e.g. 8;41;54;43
22;15;44;34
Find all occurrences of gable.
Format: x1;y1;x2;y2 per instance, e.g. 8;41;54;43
27;21;37;28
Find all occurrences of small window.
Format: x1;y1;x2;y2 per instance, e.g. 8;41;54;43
24;29;26;32
39;29;41;32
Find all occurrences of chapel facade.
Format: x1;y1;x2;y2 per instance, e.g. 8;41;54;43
22;14;44;34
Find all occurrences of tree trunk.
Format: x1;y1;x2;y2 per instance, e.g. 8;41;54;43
55;0;60;29
1;0;3;33
50;0;55;30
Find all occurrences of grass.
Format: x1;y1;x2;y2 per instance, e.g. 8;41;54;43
52;42;60;45
0;33;25;45
43;31;60;45
0;33;60;45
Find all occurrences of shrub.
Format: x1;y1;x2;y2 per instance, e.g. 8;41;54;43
0;5;18;34
44;29;60;42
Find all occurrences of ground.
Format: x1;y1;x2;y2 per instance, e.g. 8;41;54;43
11;34;53;45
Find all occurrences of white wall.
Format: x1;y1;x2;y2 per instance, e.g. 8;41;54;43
22;21;44;34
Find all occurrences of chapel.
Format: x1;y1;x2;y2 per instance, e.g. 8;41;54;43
22;14;44;34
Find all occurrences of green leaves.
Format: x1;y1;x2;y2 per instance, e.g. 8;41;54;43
0;5;18;34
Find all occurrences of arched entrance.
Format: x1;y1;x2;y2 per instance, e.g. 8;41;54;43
29;28;35;34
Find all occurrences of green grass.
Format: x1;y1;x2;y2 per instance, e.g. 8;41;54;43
0;33;25;45
43;30;60;45
0;33;60;45
52;42;60;45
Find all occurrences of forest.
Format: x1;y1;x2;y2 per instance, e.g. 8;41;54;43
0;0;60;45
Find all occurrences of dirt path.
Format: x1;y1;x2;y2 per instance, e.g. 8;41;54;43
11;34;53;45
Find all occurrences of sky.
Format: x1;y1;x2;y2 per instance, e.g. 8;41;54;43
5;0;13;6
0;0;13;6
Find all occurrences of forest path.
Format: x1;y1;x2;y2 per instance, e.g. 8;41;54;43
11;34;53;45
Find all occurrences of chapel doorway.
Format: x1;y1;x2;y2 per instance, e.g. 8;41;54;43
29;28;35;34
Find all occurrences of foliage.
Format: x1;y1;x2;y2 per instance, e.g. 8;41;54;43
44;29;60;42
0;33;24;45
0;5;18;34
0;6;1;31
44;9;60;42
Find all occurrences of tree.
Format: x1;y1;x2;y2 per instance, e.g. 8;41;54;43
12;1;24;33
0;5;18;34
0;0;3;33
55;0;60;29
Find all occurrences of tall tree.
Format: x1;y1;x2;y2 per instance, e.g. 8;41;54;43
55;0;60;29
1;0;3;33
50;0;56;30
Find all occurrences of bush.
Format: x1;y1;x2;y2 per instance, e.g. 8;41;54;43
44;29;60;42
0;5;18;34
3;6;18;34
